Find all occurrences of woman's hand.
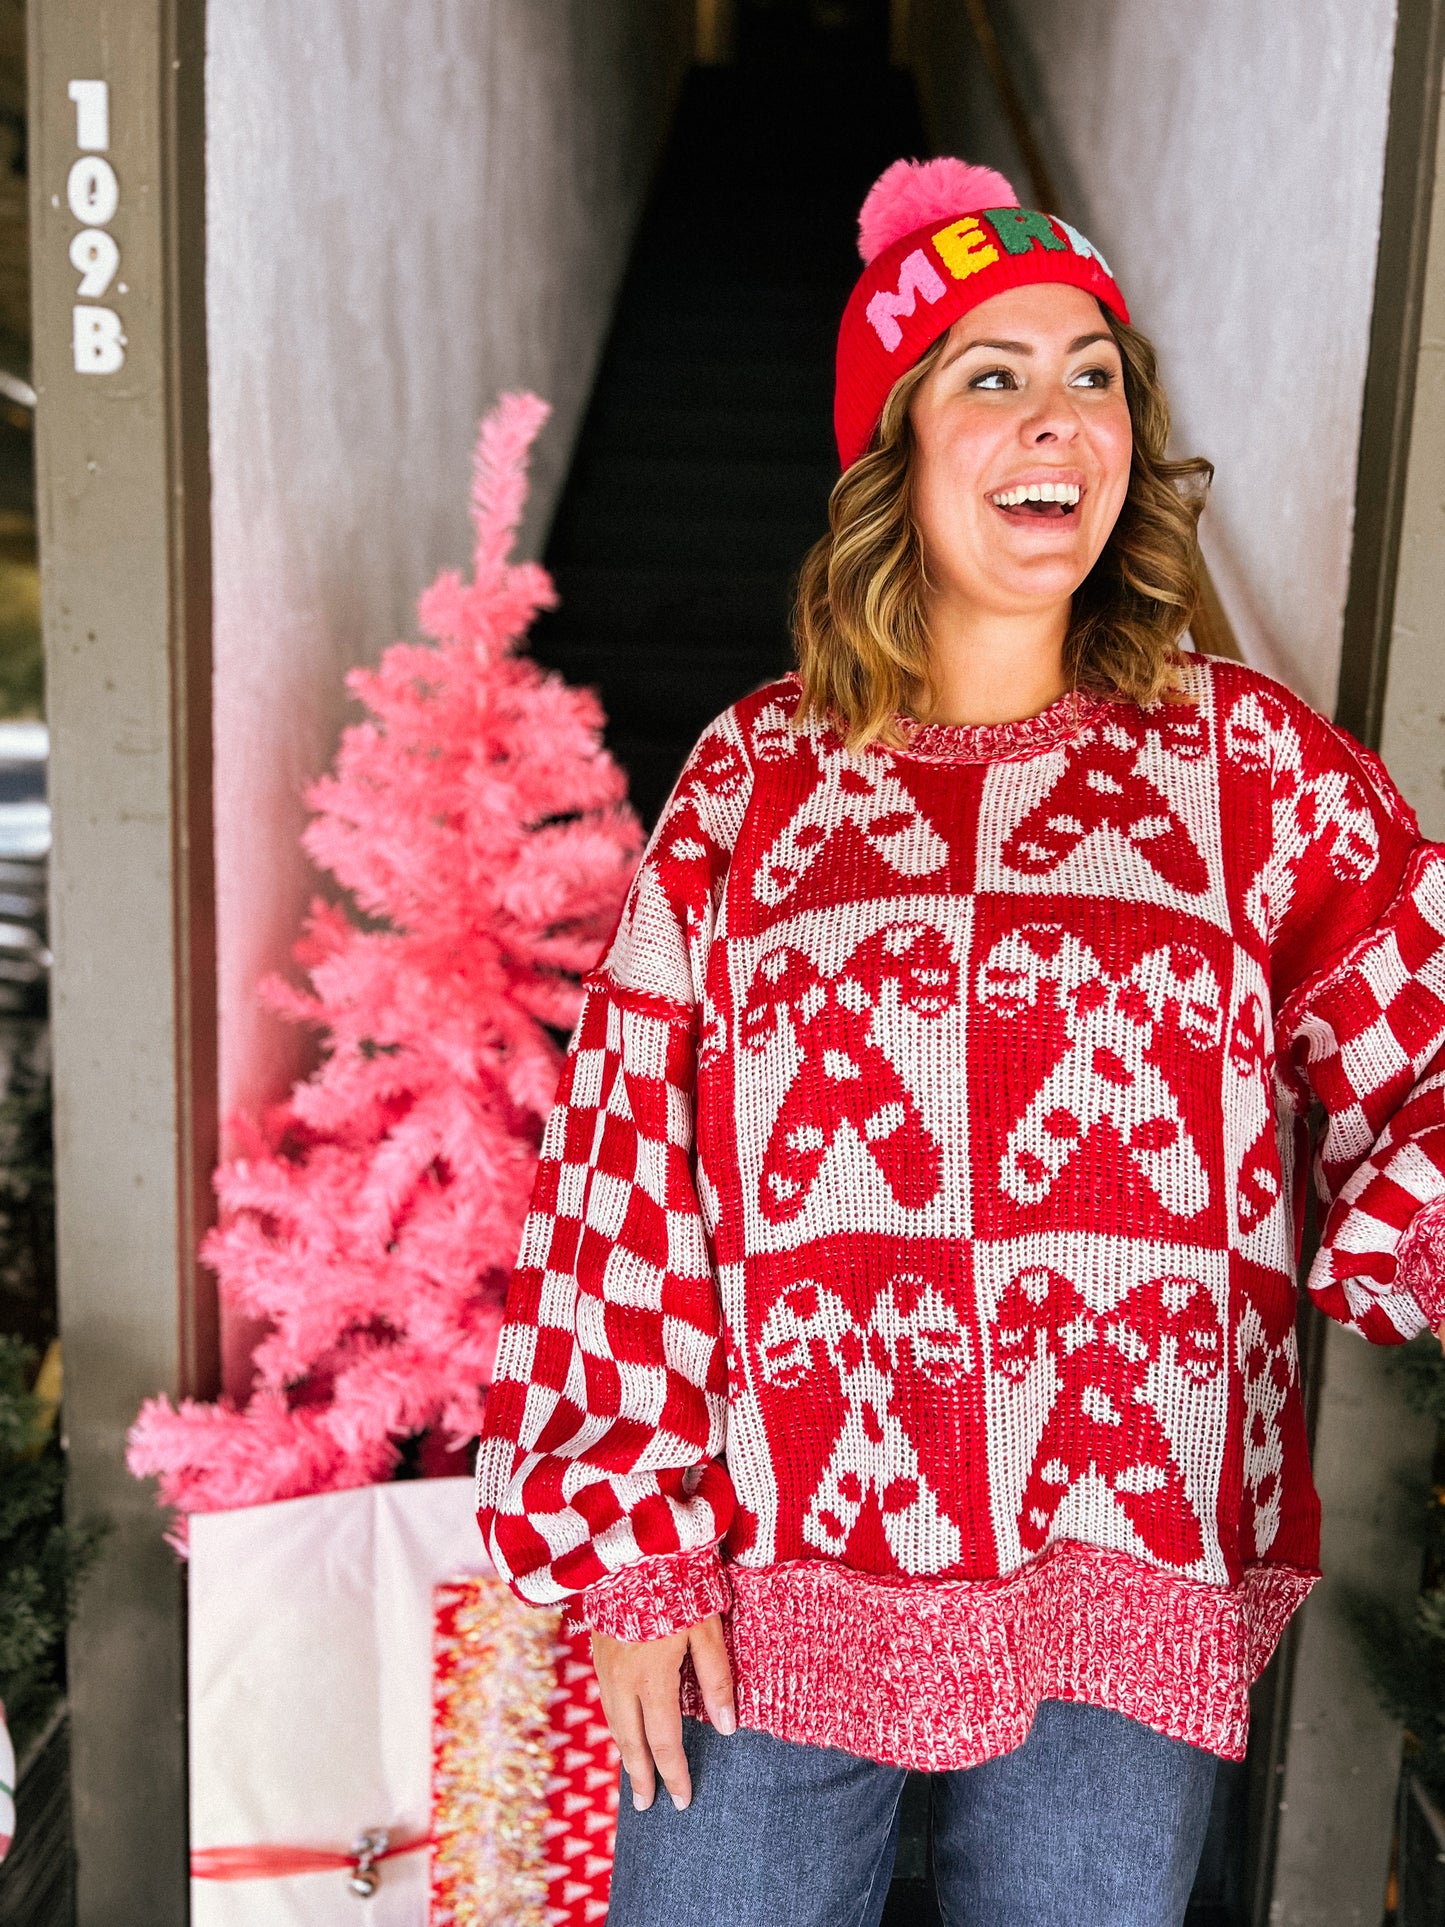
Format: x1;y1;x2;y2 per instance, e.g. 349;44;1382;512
591;1613;736;1812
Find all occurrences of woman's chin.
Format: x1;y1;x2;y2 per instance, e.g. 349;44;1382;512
976;546;1097;607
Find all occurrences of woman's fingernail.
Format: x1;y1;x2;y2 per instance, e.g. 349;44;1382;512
671;1790;690;1811
632;1790;650;1812
715;1706;737;1735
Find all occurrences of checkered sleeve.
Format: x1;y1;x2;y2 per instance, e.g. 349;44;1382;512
473;981;735;1630
1271;704;1445;1341
474;705;757;1638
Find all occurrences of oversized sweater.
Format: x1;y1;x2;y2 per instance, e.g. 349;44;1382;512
475;653;1445;1770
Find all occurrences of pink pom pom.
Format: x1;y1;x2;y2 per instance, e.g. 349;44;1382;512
857;157;1020;264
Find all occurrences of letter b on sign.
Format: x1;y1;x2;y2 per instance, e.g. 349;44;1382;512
73;304;125;374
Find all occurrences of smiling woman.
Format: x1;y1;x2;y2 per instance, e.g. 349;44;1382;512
795;204;1214;748
473;151;1445;1927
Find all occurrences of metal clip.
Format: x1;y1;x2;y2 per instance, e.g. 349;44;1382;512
348;1829;389;1898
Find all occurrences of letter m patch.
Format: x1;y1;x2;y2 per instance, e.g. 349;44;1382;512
866;249;947;352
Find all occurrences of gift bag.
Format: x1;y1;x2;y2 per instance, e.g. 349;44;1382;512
188;1478;618;1925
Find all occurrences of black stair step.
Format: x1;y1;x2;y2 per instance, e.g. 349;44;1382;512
601;290;846;358
537;582;797;659
587;352;831;415
616;273;847;318
548;508;823;572
556;452;836;523
541;633;795;686
539;564;793;629
580;398;838;463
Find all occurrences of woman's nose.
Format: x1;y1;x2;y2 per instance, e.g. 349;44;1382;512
1020;379;1081;444
1024;402;1077;445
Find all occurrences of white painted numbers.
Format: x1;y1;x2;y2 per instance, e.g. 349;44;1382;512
66;80;124;375
69;229;119;301
68;78;109;151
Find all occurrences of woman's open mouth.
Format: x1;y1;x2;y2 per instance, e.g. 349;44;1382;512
988;482;1082;521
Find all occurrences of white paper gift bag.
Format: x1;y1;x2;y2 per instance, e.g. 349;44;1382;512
188;1477;489;1927
187;1477;620;1926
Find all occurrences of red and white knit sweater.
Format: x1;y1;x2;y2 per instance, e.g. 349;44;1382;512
475;654;1445;1770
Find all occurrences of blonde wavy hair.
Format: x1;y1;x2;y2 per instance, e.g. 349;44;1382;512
792;313;1214;749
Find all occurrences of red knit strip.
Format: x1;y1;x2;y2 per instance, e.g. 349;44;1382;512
677;1545;1314;1770
577;1542;731;1643
1397;1193;1445;1329
581;967;695;1030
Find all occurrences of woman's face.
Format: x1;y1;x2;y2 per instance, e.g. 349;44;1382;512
907;282;1133;621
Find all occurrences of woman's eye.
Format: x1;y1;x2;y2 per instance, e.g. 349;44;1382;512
1071;365;1116;390
969;367;1018;391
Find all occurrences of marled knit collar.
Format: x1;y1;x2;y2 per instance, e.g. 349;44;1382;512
892;684;1113;765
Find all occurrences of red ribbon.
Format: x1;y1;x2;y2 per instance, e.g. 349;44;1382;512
190;1834;430;1881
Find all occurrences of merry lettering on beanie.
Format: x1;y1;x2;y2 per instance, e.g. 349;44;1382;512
833;157;1130;471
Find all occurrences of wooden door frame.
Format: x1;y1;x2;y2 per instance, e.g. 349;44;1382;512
29;1;214;1919
1247;3;1445;1919
1336;0;1445;749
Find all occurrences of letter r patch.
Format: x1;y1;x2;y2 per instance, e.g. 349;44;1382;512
984;207;1066;257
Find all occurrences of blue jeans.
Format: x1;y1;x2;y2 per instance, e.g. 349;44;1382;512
607;1700;1219;1926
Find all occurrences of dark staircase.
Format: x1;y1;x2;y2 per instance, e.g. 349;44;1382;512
532;0;922;827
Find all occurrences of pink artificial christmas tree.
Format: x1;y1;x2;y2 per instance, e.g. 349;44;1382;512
129;393;642;1519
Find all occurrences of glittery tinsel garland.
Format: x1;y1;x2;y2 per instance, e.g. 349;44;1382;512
430;1577;560;1927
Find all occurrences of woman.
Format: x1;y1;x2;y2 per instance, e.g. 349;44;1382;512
475;157;1445;1925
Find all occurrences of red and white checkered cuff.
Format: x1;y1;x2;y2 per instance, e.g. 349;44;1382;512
575;1545;731;1643
1397;1195;1445;1330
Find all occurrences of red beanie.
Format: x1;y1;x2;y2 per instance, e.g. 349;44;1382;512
833;157;1131;471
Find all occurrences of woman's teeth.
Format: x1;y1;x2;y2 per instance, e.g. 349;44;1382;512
989;482;1082;509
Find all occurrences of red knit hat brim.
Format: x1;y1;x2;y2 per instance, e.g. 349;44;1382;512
833;198;1130;471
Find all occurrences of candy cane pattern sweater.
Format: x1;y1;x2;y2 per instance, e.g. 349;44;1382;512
475;652;1445;1770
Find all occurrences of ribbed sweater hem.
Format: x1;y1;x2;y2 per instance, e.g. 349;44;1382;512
678;1541;1316;1771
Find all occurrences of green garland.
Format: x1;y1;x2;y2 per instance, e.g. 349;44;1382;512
0;1054;105;1763
1350;1335;1445;1806
0;1051;57;1354
0;1333;104;1758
